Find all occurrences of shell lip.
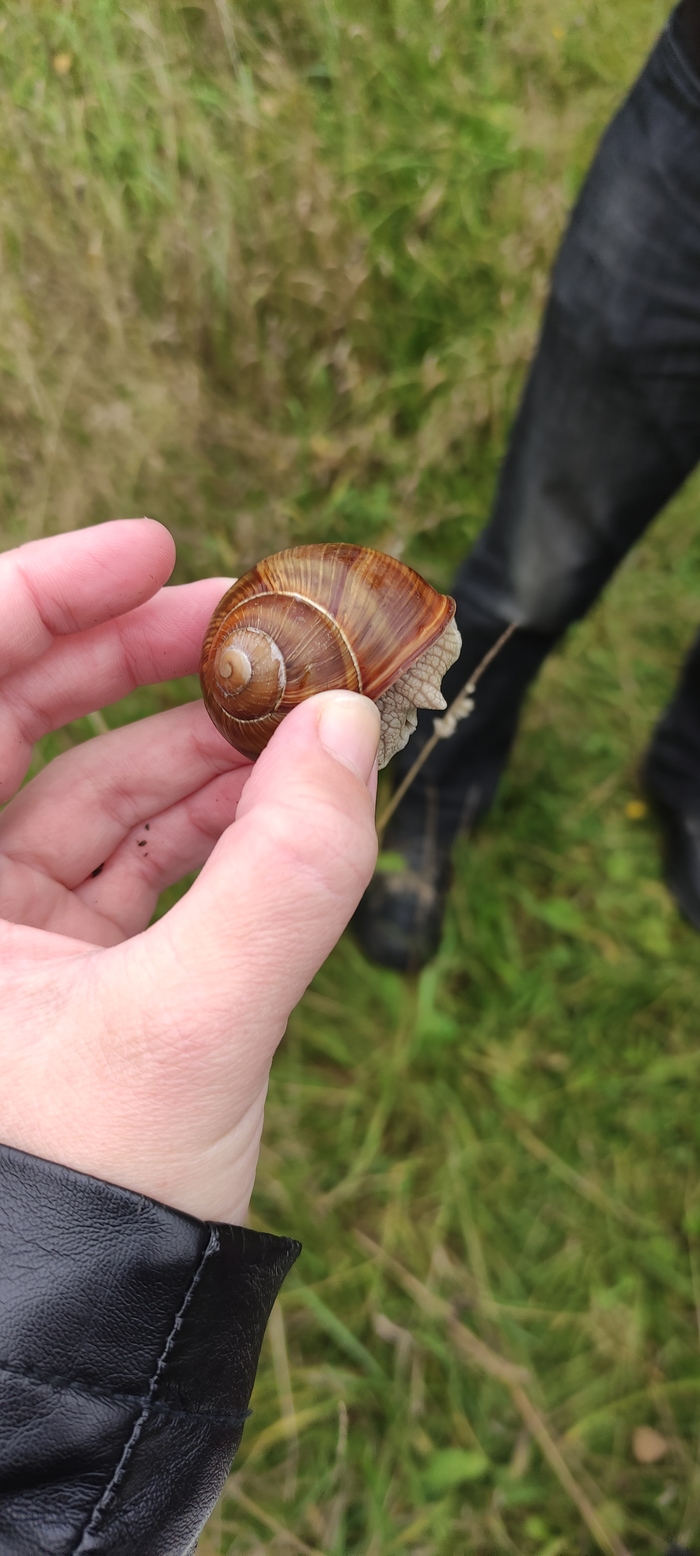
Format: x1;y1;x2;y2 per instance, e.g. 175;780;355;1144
364;590;456;702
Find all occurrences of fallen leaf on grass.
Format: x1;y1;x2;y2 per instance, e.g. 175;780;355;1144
632;1426;668;1464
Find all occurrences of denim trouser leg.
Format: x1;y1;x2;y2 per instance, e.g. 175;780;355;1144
393;12;700;838
645;631;700;808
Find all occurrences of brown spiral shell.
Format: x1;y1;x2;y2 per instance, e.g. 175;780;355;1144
200;543;457;761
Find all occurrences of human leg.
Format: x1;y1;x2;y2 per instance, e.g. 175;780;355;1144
644;632;700;929
356;5;700;969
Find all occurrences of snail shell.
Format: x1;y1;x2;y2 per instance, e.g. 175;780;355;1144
200;543;462;766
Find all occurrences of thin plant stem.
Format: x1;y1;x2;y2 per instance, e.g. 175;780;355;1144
376;620;518;838
356;1231;631;1556
226;1479;329;1556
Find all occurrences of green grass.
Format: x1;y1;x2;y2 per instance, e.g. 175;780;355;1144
6;0;700;1551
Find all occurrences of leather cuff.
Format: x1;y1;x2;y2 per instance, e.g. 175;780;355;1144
0;1142;300;1555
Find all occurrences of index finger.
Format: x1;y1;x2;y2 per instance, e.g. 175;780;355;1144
0;519;175;679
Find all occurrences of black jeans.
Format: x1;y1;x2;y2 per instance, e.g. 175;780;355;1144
395;6;700;837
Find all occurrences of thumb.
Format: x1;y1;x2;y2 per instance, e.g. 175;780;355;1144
12;693;380;1227
142;690;379;1072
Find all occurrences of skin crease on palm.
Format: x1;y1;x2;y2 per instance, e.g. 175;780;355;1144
0;519;380;1226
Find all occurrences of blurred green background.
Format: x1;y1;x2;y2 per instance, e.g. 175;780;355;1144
6;0;700;1551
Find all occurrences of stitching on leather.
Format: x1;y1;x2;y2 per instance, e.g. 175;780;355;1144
0;1356;249;1425
71;1226;220;1555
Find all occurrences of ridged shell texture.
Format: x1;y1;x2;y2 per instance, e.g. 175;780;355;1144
200;543;461;764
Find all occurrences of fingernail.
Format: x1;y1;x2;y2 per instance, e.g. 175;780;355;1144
318;693;380;785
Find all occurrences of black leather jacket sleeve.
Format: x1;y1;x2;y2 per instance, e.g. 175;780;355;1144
0;1142;300;1556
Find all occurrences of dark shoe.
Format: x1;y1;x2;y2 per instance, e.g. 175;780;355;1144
645;783;700;933
353;845;452;973
353;782;484;972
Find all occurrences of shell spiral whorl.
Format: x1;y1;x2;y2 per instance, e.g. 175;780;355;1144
200;543;461;764
213;626;286;716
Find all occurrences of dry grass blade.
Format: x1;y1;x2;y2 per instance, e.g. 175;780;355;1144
267;1300;299;1500
242;1401;337;1467
356;1232;632;1556
226;1479;330;1556
514;1122;655;1232
355;1231;530;1386
510;1385;631;1556
384;1510;435;1551
376;621;518;836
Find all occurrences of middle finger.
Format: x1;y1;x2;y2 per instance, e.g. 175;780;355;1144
0;577;231;801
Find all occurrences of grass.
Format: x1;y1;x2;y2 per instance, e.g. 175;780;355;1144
5;0;700;1551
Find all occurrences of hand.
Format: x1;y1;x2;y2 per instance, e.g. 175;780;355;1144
0;520;379;1223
